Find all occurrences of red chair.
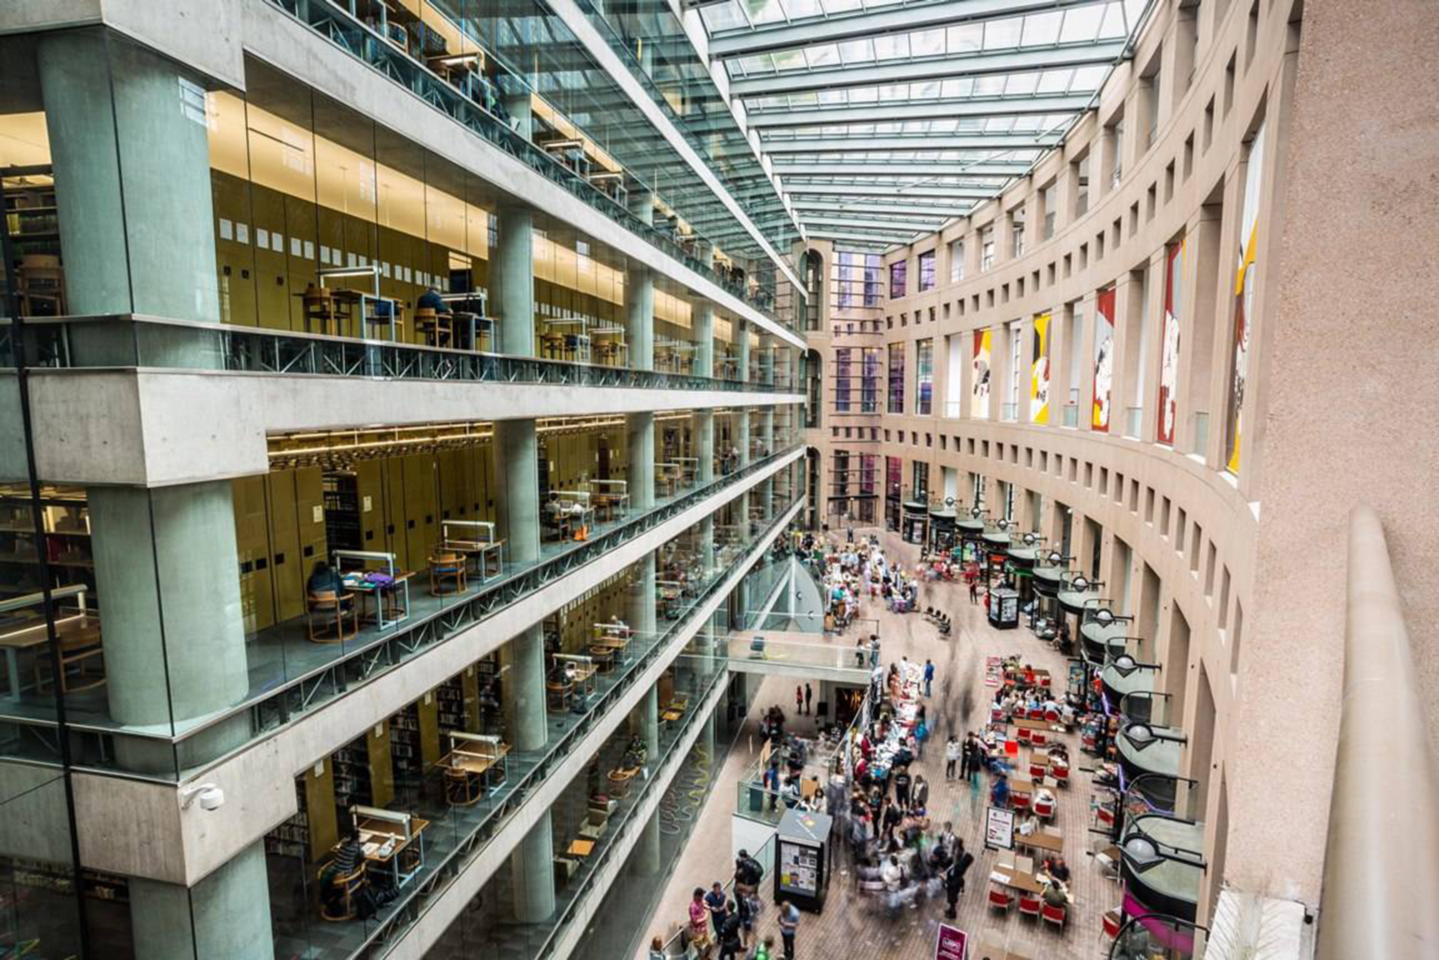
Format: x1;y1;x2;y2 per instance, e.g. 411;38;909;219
1031;731;1049;747
1019;894;1042;919
1039;675;1052;688
1017;727;1033;744
1095;804;1115;827
1052;766;1071;787
1043;903;1067;928
1045;709;1062;724
1103;908;1123;938
1034;796;1055;819
989;889;1015;912
1011;791;1032;811
1029;762;1047;780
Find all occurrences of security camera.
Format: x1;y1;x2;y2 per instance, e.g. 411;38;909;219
181;782;225;812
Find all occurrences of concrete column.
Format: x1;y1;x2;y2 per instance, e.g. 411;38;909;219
628;412;656;511
39;32;218;324
629;189;655;228
640;684;660;759
736;321;751;383
89;484;249;772
702;709;717;768
637;812;662;876
511;810;556;922
698;412;716;572
763;406;776;459
129;842;273;960
630;552;657;638
512;625;548;751
626;265;655;371
695;305;715;378
493;205;535;357
496;420;540;564
738;411;751;469
504;87;534;139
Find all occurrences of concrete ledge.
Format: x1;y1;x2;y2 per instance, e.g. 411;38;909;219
17;367;801;486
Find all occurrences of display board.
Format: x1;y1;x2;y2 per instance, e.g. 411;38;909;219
1030;312;1051;424
1092;286;1115;431
970;329;992;418
934;923;969;960
985;806;1015;850
778;841;820;897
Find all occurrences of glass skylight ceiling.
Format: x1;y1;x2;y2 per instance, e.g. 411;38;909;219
698;0;1155;249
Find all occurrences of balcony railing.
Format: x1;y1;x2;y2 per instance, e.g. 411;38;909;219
2;314;793;394
1318;505;1439;959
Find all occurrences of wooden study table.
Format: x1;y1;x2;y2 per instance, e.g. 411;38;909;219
0;613;103;700
973;942;1031;960
441;535;505;582
342;570;415;628
566;838;596;858
353;815;429;890
1014;825;1064;855
436;743;510;798
988;863;1045;896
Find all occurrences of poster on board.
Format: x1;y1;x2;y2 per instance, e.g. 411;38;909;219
934;923;969;960
1030;312;1051;424
985;806;1015;850
1092;287;1115;431
1226;120;1266;474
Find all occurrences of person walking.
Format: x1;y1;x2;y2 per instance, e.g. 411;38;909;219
967;567;979;604
804;683;813;716
777;900;800;960
795;684;805;716
892;765;912;811
943;840;975;920
923;659;935;698
705;882;729;936
911;774;929;813
944;734;962;781
717;905;744;960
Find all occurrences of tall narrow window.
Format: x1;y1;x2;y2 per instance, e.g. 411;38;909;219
834;347;852;413
889;260;908;299
860;347;881;413
888;342;906;414
980;227;996;272
949;240;965;283
918;250;936;292
916;339;934;415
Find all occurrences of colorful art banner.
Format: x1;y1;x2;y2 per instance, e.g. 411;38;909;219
1227;121;1266;473
1156;241;1184;445
971;329;992;418
1092;287;1115;431
1030;312;1051;424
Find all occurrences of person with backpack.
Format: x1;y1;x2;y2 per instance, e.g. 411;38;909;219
717;903;745;960
943;840;975;920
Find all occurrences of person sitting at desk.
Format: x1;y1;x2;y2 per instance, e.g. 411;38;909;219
1044;856;1072;884
320;830;366;916
608;614;631;638
308;560;346;595
622;733;648;771
417;286;451;315
1041;878;1071;909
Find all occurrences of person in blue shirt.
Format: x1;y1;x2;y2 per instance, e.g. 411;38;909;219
991;772;1011;808
777;901;800;960
307;560;345;595
923;659;935;697
417;286;451;315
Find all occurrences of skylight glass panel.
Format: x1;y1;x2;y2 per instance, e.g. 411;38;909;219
774;50;808;71
806;43;841;68
1062;4;1107;43
1036;69;1074;93
984;17;1025;50
839;39;875;63
1005;72;1041;95
1013;116;1044;132
737;54;773;75
817;88;848;104
912;28;946;58
974;75;1006;96
825;0;865;12
1099;2;1130;37
1071;65;1109;90
785;0;824;18
947;24;984;54
1022;11;1064;47
941;78;975;97
701;1;749;31
913;80;941;99
957;118;984;131
850;87;880;102
874;34;911;60
749;0;789;25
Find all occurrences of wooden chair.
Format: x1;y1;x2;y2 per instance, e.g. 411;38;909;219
429;552;467;595
34;624;105;695
445;766;482;806
318;862;367;921
1018;894;1042;919
1042;903;1067;929
547;680;573;711
415;307;451;348
307;590;358;643
987;889;1014;913
300;284;339;336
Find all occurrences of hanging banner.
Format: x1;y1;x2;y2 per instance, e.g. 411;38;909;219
1092;287;1115;432
1156;241;1184;445
970;329;992;418
1226;121;1266;474
1030;312;1051;424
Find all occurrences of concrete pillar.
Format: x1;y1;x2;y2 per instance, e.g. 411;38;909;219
736;320;751;383
493;205;535;357
763;406;776;459
695;304;715;378
629;189;654;228
504;88;534;139
512;625;548;751
628;412;655;511
129;842;273;960
496;421;540;564
626;265;655;371
638;813;662;876
89;484;249;772
641;684;660;760
39;32;218;324
698;412;716;571
702;709;717;768
511;810;556;922
630;552;657;638
738;411;751;469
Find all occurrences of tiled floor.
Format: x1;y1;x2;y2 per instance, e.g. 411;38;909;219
639;528;1122;960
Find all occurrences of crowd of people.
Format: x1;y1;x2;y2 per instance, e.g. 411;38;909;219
801;530;923;625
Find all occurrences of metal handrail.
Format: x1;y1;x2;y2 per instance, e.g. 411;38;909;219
1317;505;1439;959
